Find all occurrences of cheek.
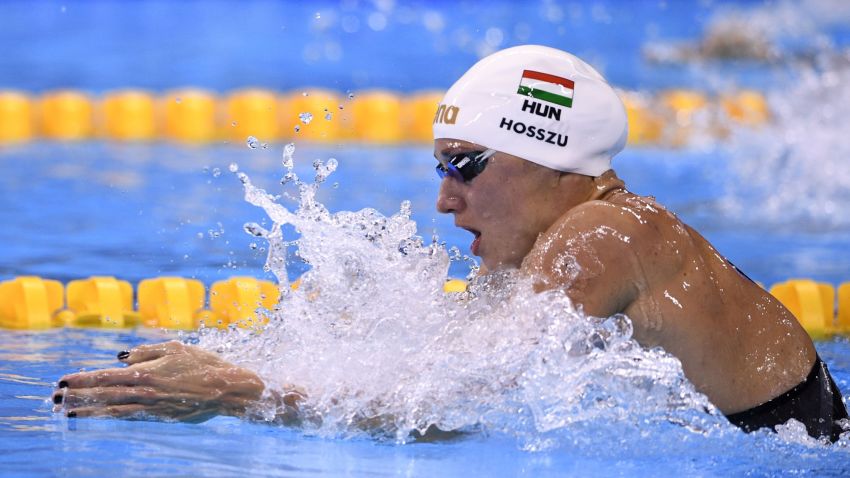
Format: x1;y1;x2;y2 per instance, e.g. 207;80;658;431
474;172;524;213
470;186;515;221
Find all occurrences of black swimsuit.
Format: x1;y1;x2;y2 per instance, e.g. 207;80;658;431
725;355;849;442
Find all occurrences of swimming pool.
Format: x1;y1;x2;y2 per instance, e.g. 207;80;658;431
6;329;850;477
3;0;850;476
2;141;849;476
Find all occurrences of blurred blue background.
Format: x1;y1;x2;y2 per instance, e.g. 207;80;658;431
5;0;844;93
2;0;850;285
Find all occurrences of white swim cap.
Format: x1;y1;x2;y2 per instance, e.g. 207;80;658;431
433;45;627;176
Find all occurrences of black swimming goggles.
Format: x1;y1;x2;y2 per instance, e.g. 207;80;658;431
435;149;497;183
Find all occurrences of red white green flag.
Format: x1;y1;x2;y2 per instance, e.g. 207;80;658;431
516;69;575;108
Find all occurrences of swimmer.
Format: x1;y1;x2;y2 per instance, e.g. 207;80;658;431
52;45;848;441
643;17;777;63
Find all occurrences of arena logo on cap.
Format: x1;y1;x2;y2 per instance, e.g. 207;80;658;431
516;70;575;108
433;104;460;125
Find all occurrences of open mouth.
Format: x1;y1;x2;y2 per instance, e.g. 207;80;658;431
462;227;482;256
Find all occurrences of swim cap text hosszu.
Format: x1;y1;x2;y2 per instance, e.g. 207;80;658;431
433;45;628;176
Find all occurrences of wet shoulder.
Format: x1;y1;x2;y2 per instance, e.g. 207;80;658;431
532;192;690;276
558;191;683;241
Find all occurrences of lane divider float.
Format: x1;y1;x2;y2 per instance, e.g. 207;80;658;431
0;88;769;146
0;276;846;340
0;276;283;330
769;279;850;340
0;275;467;331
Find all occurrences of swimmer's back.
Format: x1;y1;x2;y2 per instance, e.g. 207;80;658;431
610;190;816;413
529;188;817;414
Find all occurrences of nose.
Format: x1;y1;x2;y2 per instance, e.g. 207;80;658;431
436;177;465;214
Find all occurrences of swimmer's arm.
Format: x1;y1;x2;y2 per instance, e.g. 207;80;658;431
52;341;304;424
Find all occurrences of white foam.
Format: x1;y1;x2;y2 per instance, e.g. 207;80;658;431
194;145;722;447
721;50;850;229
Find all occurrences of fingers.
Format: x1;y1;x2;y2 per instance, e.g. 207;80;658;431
65;404;149;419
54;386;163;409
56;390;213;423
119;341;184;365
58;366;148;389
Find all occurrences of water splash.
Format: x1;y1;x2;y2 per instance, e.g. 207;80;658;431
197;144;725;447
720;51;850;230
644;0;850;64
704;0;850;58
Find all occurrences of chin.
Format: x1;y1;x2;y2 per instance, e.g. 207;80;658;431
481;258;510;272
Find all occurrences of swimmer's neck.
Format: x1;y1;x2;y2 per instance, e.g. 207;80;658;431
474;171;627;277
585;170;627;202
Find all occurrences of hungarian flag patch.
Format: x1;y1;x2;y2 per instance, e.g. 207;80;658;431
516;70;575;108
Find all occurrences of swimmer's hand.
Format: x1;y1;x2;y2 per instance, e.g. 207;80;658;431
52;341;268;423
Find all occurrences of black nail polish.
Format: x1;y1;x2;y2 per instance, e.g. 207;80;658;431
53;394;63;404
58;380;68;388
117;351;130;360
67;411;77;418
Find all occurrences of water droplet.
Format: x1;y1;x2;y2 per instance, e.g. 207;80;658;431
282;143;296;171
231;121;238;127
246;136;261;149
400;200;412;217
280;172;297;184
299;112;313;124
244;223;269;237
212;168;221;178
338;104;344;110
294;125;301;133
333;182;339;189
315;12;321;19
175;97;182;104
325;112;333;120
249;242;258;250
302;92;309;97
347;91;355;100
229;163;239;173
196;232;204;239
262;143;269;149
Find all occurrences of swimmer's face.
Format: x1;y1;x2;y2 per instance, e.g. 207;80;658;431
434;138;584;271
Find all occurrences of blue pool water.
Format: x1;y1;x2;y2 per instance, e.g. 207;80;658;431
2;144;849;288
0;330;848;476
3;0;850;476
2;143;850;476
